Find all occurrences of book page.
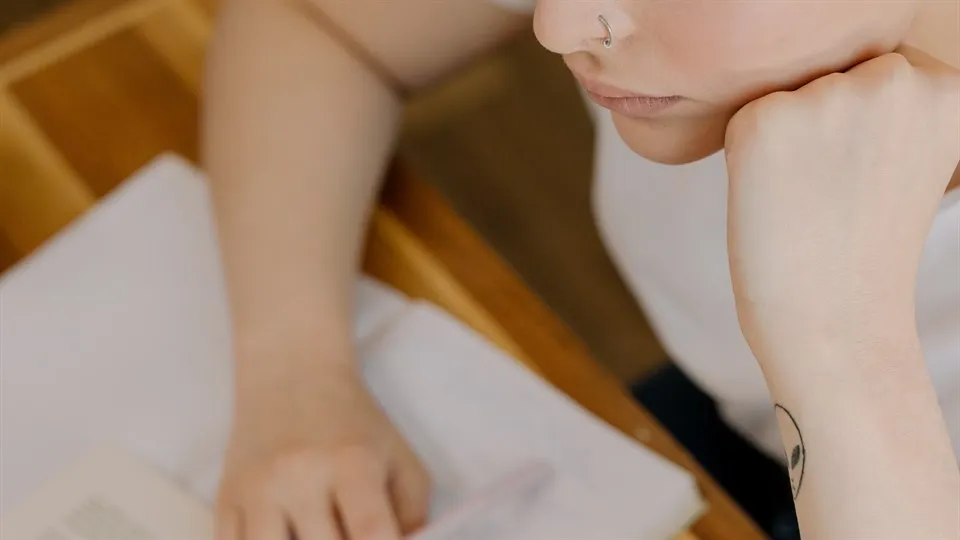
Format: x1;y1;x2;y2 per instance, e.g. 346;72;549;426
359;301;704;540
2;155;700;539
1;447;212;540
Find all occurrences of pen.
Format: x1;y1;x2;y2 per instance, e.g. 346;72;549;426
406;462;554;540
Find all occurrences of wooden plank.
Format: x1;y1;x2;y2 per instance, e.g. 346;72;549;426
0;90;95;254
0;0;73;36
364;208;534;370
0;228;23;275
379;163;767;540
0;0;167;85
0;0;128;63
136;0;211;91
11;28;199;196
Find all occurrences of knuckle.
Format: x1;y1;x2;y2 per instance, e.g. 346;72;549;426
809;72;858;109
219;467;267;506
273;448;334;491
877;53;917;91
811;71;851;92
215;477;240;503
728;91;791;139
753;90;793;111
231;449;323;503
242;472;282;504
279;443;323;469
399;474;432;510
880;52;913;75
754;92;797;122
220;446;339;512
285;487;327;518
750;93;800;137
333;443;384;472
214;495;238;518
267;444;322;474
349;512;393;540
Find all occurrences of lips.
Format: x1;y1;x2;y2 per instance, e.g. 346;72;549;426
584;92;684;118
573;74;683;118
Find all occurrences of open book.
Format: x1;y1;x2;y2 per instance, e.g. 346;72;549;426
0;155;704;539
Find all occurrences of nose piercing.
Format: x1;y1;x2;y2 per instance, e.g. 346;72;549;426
598;14;613;49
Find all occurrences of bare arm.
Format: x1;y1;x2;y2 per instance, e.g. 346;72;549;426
757;327;959;539
726;46;960;540
203;0;527;372
201;1;527;537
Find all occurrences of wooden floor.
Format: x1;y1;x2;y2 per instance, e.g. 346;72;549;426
0;0;667;383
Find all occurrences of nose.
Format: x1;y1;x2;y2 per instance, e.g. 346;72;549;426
533;0;631;55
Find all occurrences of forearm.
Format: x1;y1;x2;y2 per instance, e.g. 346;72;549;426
754;314;960;539
202;0;401;374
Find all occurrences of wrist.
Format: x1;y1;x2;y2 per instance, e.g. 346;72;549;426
752;334;927;412
232;315;357;387
743;301;921;379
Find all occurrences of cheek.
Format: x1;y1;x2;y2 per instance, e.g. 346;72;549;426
648;4;866;103
676;5;823;57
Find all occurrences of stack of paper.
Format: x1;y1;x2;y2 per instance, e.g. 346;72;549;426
0;155;703;538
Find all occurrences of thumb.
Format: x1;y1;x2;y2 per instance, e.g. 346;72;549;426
389;453;432;532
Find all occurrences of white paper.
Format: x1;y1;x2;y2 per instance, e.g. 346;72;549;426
1;154;703;539
361;302;703;539
0;447;212;540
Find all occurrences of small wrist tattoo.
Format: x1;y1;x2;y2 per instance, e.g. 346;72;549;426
774;403;806;500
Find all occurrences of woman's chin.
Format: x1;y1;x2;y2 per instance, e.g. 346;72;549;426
610;110;730;166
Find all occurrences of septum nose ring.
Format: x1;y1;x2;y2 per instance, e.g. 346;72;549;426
598;14;613;49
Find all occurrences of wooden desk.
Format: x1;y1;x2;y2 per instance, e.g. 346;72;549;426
0;1;765;538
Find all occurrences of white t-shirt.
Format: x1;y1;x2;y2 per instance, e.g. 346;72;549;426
492;0;960;463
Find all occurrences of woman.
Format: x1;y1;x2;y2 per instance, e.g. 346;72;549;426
202;0;960;538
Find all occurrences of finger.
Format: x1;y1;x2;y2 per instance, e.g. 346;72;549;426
287;491;341;540
288;510;341;540
245;505;289;540
215;505;241;540
388;459;432;533
334;465;402;540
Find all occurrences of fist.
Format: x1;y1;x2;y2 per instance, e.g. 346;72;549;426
725;47;960;354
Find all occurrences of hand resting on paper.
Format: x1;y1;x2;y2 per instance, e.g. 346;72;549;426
215;353;431;540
